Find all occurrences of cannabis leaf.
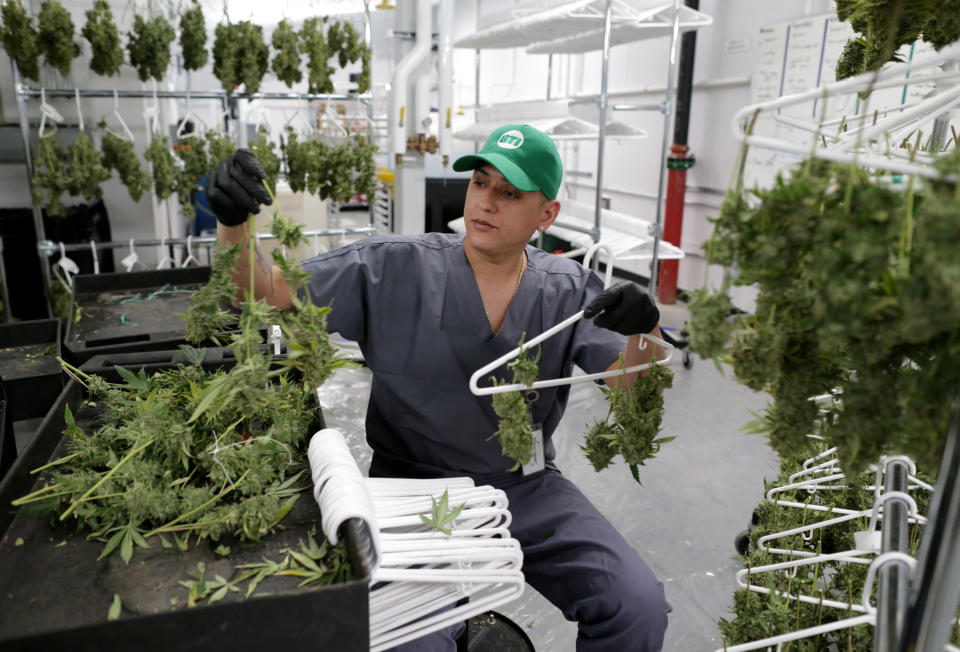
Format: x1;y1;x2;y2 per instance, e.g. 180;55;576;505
419;489;466;536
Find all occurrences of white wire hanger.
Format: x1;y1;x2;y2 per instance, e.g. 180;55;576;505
469;243;675;397
89;240;100;275
180;235;200;267
103;89;136;143
283;107;315;136
120;238;147;272
247;100;271;135
716;552;925;652
74;89;85;133
176;90;208;140
53;242;79;291
731;42;960;181
156;236;175;269
38;88;63;136
307;428;526;652
143;85;161;137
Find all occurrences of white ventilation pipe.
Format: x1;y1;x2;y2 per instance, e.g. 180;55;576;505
437;0;455;167
414;57;437;134
389;0;431;165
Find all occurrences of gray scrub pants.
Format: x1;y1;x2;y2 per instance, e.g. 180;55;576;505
383;467;671;652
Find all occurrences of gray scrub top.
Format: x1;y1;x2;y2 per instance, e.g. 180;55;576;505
300;232;626;478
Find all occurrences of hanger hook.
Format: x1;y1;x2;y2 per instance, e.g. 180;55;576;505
75;89;84;132
89;240;100;275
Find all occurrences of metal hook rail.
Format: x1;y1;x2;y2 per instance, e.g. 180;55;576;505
37;227;376;257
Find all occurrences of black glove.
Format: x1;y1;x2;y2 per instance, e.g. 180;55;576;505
206;148;273;226
583;282;660;335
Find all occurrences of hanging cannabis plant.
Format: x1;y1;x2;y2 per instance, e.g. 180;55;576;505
81;0;123;77
179;0;207;72
327;20;362;69
691;149;960;477
174;133;209;219
206;130;236;169
37;0;80;78
212;20;269;95
144;135;178;200
490;336;539;468
300;16;334;94
357;42;371;95
249;130;281;195
281;128;377;202
582;355;675;482
834;0;960;80
281;128;311;193
31;130;69;217
66;130;110;201
127;13;175;82
1;0;41;81
271;18;301;87
100;127;150;202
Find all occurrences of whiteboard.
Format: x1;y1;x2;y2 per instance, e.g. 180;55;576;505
744;14;939;190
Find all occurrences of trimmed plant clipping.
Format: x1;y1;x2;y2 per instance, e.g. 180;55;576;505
179;0;207;72
1;0;41;81
66;130;110;201
13;189;351;573
100;127;150;202
213;19;269;95
144;135;177;200
82;0;123;77
582;354;674;483
127;13;175;82
300;16;334;94
249;130;281;196
37;0;80;78
690;148;960;477
206;130;236;169
174;132;209;219
271;18;302;87
357;42;372;95
31;129;69;217
490;335;539;468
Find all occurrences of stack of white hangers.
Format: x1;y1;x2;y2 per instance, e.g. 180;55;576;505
307;428;525;652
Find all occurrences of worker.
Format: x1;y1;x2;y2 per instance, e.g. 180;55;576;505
208;124;671;651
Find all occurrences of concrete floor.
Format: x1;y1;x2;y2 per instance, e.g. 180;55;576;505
320;298;781;652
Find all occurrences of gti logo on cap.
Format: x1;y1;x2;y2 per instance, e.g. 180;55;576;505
497;130;525;149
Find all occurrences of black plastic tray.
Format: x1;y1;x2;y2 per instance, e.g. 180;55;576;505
63;268;215;364
0;357;369;651
0;318;62;421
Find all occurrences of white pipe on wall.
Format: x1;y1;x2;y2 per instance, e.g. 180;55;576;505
414;57;437;135
438;0;455;167
389;0;431;164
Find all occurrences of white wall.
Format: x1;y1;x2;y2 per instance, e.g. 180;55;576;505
442;0;837;309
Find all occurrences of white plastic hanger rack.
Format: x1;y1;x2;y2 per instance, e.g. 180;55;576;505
307;428;525;652
731;42;960;181
455;0;711;52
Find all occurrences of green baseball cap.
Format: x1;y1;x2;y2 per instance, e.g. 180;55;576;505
453;124;563;200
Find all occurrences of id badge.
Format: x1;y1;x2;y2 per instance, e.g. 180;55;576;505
523;424;545;476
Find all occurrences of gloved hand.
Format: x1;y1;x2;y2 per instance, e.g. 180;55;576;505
206;149;273;226
583;282;660;335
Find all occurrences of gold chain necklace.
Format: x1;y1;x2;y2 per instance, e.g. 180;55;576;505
487;250;527;336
